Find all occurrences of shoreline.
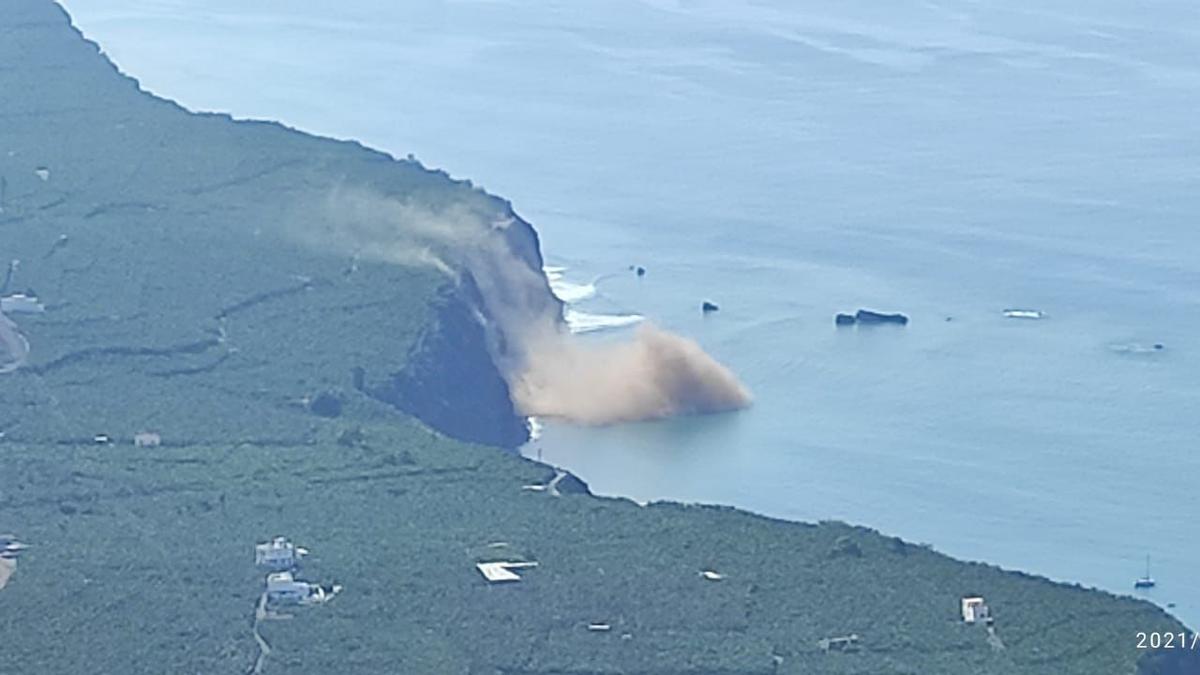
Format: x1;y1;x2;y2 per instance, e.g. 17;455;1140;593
0;1;1194;671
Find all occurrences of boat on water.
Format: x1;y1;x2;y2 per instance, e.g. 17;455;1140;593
1134;555;1156;589
1003;308;1045;320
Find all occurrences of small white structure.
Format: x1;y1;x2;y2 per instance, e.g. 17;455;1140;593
587;623;612;632
521;470;567;497
818;634;860;652
33;167;50;182
255;537;308;571
265;571;312;604
0;535;27;560
0;294;44;315
1003;309;1044;320
476;561;538;583
961;596;990;624
305;583;342;606
133;432;162;448
700;570;724;581
2;536;28;592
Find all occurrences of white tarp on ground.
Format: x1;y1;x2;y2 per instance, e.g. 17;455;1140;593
476;561;538;583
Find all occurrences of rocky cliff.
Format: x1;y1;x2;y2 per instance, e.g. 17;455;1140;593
0;0;545;449
371;273;531;448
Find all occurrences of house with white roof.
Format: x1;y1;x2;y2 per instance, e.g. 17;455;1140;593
255;536;308;571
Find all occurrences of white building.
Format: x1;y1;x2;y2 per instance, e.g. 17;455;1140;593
255;537;307;570
266;571;312;604
0;294;44;314
961;596;990;624
133;432;162;448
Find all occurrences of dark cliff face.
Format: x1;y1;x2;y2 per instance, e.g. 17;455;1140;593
371;274;531;449
499;207;554;287
360;195;563;449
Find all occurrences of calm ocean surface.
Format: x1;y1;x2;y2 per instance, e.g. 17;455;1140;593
63;0;1199;626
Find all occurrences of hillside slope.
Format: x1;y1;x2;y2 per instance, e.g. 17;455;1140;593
0;2;1195;673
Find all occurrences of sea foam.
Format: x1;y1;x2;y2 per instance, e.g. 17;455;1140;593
545;265;642;333
565;309;645;334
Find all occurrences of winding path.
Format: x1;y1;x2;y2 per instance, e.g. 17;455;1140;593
0;311;29;374
248;592;272;675
0;558;14;591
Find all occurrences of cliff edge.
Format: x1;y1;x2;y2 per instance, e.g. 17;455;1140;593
0;0;546;448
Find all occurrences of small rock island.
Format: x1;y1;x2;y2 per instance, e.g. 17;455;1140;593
836;309;910;326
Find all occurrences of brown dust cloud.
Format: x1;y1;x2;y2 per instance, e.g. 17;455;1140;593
295;186;751;425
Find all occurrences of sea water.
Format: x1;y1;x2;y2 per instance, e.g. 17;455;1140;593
62;0;1200;626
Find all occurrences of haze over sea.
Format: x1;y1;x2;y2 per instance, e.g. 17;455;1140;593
62;0;1199;626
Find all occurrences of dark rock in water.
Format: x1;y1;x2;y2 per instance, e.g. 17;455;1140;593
854;309;908;326
636;266;646;277
835;310;909;327
309;391;344;418
701;301;719;313
835;313;857;326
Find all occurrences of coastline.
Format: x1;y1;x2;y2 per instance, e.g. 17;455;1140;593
0;1;1195;672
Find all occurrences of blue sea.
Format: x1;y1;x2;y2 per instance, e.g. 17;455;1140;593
62;0;1199;626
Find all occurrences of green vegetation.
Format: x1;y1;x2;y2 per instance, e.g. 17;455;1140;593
0;1;1195;673
1;424;1191;674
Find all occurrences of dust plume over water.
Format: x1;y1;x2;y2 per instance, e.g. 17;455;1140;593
294;187;751;425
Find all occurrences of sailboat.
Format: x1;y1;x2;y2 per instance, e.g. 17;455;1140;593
1134;555;1156;589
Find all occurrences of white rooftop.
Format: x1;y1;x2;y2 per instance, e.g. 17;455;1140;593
476;561;538;583
255;537;308;567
